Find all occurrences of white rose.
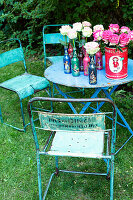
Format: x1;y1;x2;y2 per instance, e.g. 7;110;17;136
73;22;82;32
59;25;71;35
82;21;91;27
84;42;100;55
67;29;77;39
82;27;92;37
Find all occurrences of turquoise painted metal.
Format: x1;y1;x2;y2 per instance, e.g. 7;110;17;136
43;24;70;70
28;97;117;200
0;38;52;132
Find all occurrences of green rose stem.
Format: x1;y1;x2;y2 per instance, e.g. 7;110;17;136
78;32;81;42
65;35;67;46
73;39;75;48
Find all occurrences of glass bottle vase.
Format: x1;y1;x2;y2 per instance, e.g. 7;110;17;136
83;50;90;76
63;46;71;74
89;55;97;85
68;43;73;60
95;49;103;70
78;47;84;72
71;48;80;77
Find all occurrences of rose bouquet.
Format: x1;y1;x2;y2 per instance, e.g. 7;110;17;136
59;22;92;48
93;23;133;50
72;21;92;47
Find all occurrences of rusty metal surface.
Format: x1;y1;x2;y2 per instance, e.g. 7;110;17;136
44;56;133;88
38;112;105;131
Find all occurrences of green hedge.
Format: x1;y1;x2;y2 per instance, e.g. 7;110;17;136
0;0;133;57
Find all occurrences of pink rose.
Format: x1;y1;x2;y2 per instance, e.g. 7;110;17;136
128;30;133;40
109;34;119;46
102;30;113;43
121;26;130;33
119;33;130;47
93;30;103;41
109;24;119;33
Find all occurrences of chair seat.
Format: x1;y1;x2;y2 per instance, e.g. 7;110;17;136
0;73;50;100
46;131;109;158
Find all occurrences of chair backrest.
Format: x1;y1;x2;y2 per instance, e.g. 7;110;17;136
43;24;70;69
28;97;117;156
0;38;27;72
39;112;105;131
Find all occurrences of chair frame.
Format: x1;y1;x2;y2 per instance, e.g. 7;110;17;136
0;38;52;132
43;24;70;70
28;97;117;200
43;24;85;97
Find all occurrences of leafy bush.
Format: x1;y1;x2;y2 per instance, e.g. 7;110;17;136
0;0;133;58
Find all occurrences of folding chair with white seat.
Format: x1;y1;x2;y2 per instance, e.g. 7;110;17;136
28;97;117;200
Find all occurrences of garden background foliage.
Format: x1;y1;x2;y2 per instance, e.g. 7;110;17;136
0;0;133;57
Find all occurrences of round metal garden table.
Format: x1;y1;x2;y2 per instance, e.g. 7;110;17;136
45;56;133;154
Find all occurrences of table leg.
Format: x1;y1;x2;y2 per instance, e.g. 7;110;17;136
102;88;133;154
53;83;78;114
103;88;133;135
93;86;118;112
79;88;102;114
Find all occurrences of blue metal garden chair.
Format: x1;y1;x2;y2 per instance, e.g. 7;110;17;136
0;38;52;132
28;97;117;200
43;24;84;96
43;24;70;70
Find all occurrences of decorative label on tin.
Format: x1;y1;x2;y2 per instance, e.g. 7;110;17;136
105;46;128;79
109;56;124;73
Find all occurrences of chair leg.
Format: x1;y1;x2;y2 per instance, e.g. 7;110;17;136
20;99;26;132
110;156;114;200
36;151;43;200
0;104;3;123
49;87;53;112
55;156;59;175
106;159;110;180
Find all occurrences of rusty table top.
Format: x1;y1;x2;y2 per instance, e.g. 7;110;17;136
44;56;133;88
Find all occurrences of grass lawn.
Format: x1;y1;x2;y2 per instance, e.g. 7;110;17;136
0;59;133;200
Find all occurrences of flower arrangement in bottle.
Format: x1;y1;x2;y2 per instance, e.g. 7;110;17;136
84;42;100;84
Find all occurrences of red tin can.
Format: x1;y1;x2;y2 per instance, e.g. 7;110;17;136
105;46;128;79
